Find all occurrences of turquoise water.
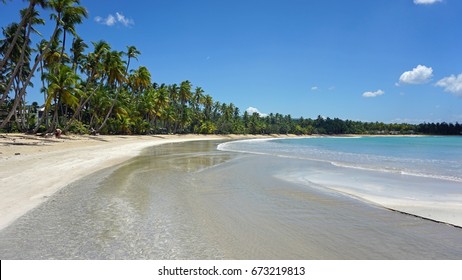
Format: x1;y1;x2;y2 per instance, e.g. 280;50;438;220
218;136;462;226
219;136;462;182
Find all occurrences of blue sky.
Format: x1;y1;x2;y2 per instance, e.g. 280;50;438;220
1;0;462;123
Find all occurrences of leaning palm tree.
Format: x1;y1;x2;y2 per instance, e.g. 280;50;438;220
0;23;24;106
1;0;86;129
0;7;44;129
64;40;109;131
0;0;48;72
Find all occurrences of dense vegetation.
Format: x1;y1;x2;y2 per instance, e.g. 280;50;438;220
1;1;461;135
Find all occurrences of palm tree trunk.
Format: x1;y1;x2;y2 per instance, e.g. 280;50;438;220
0;2;34;72
125;57;131;75
1;87;22;130
96;89;119;133
0;22;60;129
0;16;33;107
50;99;59;131
63;88;95;132
60;31;67;64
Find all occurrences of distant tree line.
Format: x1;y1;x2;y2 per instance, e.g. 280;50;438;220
1;1;461;136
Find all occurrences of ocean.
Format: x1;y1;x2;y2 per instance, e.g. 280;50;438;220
218;136;462;227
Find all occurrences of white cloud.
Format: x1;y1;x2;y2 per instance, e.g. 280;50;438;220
95;12;134;27
435;73;462;96
311;86;318;91
398;65;433;84
414;0;442;5
362;89;384;98
246;107;268;117
94;14;116;26
115;12;134;27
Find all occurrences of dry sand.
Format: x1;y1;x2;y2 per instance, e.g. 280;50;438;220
0;133;289;230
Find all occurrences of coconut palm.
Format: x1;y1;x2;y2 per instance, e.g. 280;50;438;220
45;64;81;130
128;66;151;96
1;0;85;130
97;50;127;132
203;94;213;121
125;45;140;74
151;87;169;128
0;7;44;129
176;80;192;131
0;0;48;72
58;1;88;64
64;41;109;132
0;23;24;106
70;37;87;73
103;50;126;88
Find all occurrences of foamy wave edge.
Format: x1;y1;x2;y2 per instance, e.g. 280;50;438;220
218;139;462;183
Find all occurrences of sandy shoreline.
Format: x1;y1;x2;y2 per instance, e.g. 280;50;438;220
0;133;294;231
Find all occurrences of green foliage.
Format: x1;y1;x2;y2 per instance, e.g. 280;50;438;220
198;121;216;134
67;120;89;134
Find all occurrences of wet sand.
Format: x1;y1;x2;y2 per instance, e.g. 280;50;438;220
0;133;284;230
1;140;462;259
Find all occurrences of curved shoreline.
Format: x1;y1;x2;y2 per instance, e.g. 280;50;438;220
0;134;294;231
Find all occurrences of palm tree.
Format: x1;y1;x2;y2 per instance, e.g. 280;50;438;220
1;0;85;129
0;23;24;106
45;64;80;130
70;37;87;73
0;0;48;72
103;50;126;88
58;1;88;64
176;80;192;132
128;66;151;96
82;40;110;86
163;105;177;133
125;45;140;74
0;8;44;129
97;50;127;132
152;87;169;128
64;40;109;131
203;94;213;121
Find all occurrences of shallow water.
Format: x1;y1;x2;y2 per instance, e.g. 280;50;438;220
219;137;462;227
1;140;462;259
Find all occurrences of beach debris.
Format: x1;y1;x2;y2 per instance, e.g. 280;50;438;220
15;152;20;156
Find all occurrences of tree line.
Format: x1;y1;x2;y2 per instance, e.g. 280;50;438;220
1;1;461;136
